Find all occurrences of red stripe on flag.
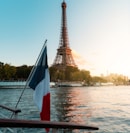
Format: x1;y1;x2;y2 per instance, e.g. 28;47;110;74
40;93;50;132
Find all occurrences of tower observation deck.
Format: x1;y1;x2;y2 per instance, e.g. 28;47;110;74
52;1;77;69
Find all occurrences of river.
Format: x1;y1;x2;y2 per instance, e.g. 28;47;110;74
0;85;130;133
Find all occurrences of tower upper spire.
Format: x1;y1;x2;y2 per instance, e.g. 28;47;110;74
62;0;66;8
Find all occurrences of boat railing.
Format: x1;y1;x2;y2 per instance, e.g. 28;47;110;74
0;105;24;133
0;105;99;133
0;118;99;133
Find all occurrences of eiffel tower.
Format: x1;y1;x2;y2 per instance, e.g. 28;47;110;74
52;0;77;69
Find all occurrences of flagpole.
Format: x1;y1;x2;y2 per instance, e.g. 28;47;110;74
11;40;47;118
27;39;47;82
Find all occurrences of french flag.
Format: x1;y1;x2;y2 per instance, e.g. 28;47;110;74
28;42;50;132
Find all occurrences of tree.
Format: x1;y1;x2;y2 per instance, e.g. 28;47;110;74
3;64;16;80
16;65;32;80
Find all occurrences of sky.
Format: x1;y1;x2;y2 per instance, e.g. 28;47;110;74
0;0;130;77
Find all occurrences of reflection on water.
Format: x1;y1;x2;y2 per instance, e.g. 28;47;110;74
0;85;130;132
52;87;92;124
51;86;130;133
53;87;76;122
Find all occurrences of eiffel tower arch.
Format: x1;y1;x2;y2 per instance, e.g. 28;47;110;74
52;0;77;70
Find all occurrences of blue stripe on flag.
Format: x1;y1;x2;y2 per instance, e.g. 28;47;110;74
29;46;48;90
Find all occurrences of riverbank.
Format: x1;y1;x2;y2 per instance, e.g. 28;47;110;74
0;81;26;89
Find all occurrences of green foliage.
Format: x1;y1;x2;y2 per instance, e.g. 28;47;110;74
49;66;92;85
105;73;129;85
0;63;32;80
0;62;128;86
3;64;16;80
16;65;32;79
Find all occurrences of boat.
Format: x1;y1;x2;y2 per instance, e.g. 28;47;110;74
0;41;99;132
55;82;83;87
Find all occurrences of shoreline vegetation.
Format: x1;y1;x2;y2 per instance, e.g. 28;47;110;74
0;62;130;87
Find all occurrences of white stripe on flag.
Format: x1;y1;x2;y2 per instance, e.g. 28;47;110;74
33;69;50;112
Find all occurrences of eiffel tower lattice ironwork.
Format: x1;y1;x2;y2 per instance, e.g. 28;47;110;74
52;0;77;69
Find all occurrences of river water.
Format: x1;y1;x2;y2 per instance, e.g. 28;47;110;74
0;85;130;133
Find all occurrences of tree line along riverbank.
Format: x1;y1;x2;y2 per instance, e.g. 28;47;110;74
0;62;129;86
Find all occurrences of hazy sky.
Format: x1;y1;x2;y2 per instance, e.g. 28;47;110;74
0;0;130;77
